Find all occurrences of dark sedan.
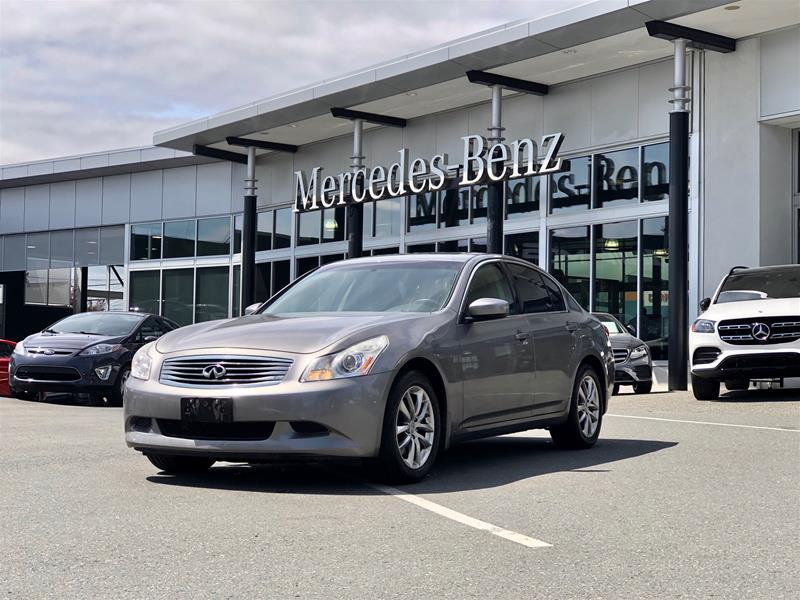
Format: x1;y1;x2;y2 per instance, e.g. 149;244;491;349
592;312;653;394
10;312;178;405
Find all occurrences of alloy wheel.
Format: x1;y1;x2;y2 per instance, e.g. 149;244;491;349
395;385;435;469
577;375;601;438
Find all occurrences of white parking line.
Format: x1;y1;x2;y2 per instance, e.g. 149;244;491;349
369;483;551;549
607;413;799;432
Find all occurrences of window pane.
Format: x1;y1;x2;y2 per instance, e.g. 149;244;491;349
641;217;669;360
75;228;100;266
406;243;435;254
506;177;539;219
321;253;344;265
108;265;125;311
25;270;48;304
3;235;25;271
504;231;539;265
371;247;399;256
129;270;160;314
273;208;292;249
471;185;488;225
255;262;271;302
257;211;273;251
195;266;229;322
322;206;345;243
273;259;290;292
470;238;487;253
130;223;161;260
162;268;194;326
234;214;243;254
465;263;514;307
297;210;321;246
232;264;241;317
439;186;468;228
100;225;125;265
163;220;195;258
363;202;374;238
550;156;591;213
549;226;590;309
87;265;109;311
594;148;639;208
593;221;638;326
643;142;670;202
437;239;468;253
375;197;401;237
47;268;72;306
197;217;230;256
50;230;74;268
26;232;49;270
296;255;319;277
408;192;437;232
507;263;550;313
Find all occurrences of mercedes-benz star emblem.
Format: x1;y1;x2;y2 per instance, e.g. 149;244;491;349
751;322;770;342
202;364;227;379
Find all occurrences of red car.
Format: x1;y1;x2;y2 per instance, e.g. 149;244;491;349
0;339;16;397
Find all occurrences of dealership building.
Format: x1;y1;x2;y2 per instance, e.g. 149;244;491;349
0;0;798;370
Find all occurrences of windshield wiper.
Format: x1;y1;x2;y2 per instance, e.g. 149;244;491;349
42;328;58;334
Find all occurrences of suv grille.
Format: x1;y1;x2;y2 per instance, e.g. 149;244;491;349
693;347;721;365
159;355;293;387
718;317;800;345
612;348;629;363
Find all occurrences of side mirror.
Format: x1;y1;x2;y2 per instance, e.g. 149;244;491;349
626;324;637;335
244;302;262;316
466;298;509;321
143;335;160;343
699;297;711;312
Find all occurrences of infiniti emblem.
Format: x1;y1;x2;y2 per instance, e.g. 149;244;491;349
751;322;770;342
202;364;227;379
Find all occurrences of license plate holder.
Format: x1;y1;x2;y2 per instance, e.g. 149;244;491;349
181;397;233;423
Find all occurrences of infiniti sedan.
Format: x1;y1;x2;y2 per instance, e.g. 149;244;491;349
125;254;614;483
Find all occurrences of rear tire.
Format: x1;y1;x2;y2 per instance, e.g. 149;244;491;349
691;374;720;400
724;379;749;392
147;454;215;474
633;381;652;394
550;364;603;449
377;370;441;484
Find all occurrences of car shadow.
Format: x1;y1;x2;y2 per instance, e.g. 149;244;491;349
145;436;677;495
715;388;800;403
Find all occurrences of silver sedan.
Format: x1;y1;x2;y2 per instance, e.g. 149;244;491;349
124;254;614;483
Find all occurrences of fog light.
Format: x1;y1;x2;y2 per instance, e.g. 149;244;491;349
95;366;113;381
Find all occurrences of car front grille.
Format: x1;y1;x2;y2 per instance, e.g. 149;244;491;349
612;348;629;364
26;348;75;356
159;355;293;387
718;317;800;345
693;347;721;365
14;366;82;382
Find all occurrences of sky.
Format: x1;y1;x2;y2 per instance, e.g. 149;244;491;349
0;0;588;165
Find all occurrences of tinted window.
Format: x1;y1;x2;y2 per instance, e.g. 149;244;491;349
50;313;143;336
138;317;167;340
507;263;551;314
542;274;566;311
717;267;800;302
464;263;514;309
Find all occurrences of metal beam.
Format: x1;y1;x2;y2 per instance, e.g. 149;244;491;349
466;70;548;96
646;20;736;53
225;137;298;153
192;144;247;164
330;107;406;128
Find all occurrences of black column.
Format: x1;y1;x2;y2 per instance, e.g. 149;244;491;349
347;203;363;259
668;110;689;390
241;194;257;313
486;181;503;254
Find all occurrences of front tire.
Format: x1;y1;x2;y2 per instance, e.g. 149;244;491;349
633;381;652;394
691;374;720;400
377;370;441;484
550;364;603;449
147;454;215;474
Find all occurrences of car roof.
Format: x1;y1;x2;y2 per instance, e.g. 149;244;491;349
66;311;152;319
730;264;799;275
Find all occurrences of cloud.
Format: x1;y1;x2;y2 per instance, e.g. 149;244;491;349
0;0;585;164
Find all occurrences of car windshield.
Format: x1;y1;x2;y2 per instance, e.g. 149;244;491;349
717;267;800;303
48;313;143;336
263;261;462;314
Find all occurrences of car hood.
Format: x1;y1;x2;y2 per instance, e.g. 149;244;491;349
155;312;426;355
703;297;800;320
609;333;644;348
22;331;123;352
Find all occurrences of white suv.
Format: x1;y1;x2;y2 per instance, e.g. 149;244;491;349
689;265;800;400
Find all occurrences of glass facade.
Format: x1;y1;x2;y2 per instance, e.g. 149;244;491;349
163;220;195;258
593;221;638;326
550;226;590;308
195;266;229;322
162;268;194;325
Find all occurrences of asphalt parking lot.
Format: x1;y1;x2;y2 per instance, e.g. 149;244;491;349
2;388;799;599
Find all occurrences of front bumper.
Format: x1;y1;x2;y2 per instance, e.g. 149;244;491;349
613;358;652;386
691;348;800;380
9;353;124;394
124;370;394;459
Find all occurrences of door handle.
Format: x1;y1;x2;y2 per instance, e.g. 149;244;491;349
565;323;578;332
515;330;530;342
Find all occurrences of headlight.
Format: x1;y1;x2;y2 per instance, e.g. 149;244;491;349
79;343;121;355
629;344;649;361
691;319;715;333
13;341;25;355
301;335;389;382
130;342;155;381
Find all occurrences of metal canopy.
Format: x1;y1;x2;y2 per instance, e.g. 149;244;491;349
465;70;548;96
225;136;298;153
192;145;247;164
330;107;407;128
645;20;736;53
